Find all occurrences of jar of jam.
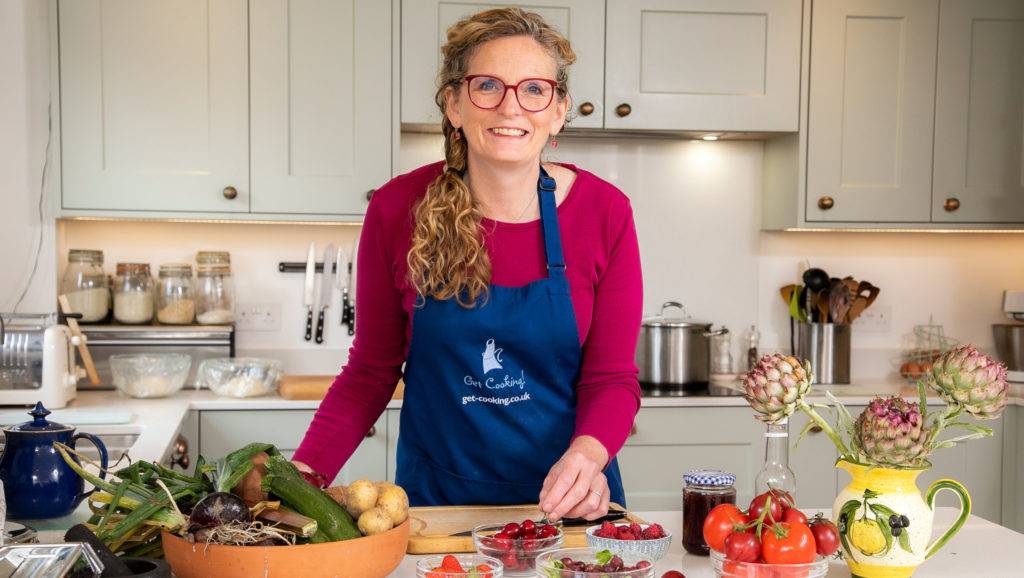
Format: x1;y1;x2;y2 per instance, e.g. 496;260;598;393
682;469;737;555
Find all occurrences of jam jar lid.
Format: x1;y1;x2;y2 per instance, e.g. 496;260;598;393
683;469;736;487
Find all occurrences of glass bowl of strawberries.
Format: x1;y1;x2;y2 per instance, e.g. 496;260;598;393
585;522;672;564
416;554;503;577
472;519;562;577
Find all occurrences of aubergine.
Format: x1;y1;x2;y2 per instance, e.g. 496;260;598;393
187;492;251;531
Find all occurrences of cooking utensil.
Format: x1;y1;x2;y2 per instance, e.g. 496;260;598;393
802;267;830;323
57;295;100;386
315;244;335;344
817;292;830;323
448;509;627;537
636;301;728;389
348;239;358;336
829;279;852;325
335;246;348;326
303;242;316;341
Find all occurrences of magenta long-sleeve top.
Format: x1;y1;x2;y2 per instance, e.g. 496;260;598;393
293;161;643;481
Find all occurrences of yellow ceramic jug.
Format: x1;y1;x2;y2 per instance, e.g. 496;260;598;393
831;460;971;578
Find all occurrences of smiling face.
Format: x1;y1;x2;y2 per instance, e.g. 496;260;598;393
444;35;568;168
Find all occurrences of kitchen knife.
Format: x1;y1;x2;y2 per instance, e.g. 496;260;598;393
335;246;348;326
303;242;316;341
348;239;358;336
315;243;335;344
447;508;628;537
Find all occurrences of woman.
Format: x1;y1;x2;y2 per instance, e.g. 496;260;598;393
294;7;642;522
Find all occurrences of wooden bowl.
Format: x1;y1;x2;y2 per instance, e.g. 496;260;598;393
162;519;410;578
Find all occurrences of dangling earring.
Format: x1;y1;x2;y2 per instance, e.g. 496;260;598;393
452;129;461;141
550;136;558;149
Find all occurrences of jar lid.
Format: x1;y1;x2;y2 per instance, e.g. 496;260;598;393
68;249;104;264
683;469;736;487
196;251;231;265
116;263;151;275
5;402;73;433
159;263;193;276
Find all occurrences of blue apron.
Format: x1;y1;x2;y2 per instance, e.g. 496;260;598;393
396;167;626;507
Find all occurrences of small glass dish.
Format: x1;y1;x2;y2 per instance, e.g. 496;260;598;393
415;554;503;577
196;357;282;398
585;524;672;564
534;547;655;578
710;548;830;578
109;353;191;398
472;522;562;577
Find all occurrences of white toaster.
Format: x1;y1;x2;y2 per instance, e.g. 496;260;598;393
0;314;82;409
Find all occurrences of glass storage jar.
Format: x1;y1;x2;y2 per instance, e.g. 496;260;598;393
682;469;737;556
156;263;195;325
113;263;154;324
61;249;109;323
195;251;234;324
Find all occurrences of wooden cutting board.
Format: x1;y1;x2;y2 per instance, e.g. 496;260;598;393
279;375;404;400
405;504;644;554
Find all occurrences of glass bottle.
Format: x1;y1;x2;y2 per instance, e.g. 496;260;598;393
745;324;761;371
681;470;737;556
754;419;797;497
61;249;109;323
113;263;154;324
195;251;234;324
156;263;195;325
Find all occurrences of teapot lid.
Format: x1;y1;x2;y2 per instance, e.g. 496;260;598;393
6;402;72;433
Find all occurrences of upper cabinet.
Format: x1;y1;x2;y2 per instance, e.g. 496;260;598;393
400;0;802;133
401;0;606;129
604;0;801;132
57;0;394;220
59;0;250;213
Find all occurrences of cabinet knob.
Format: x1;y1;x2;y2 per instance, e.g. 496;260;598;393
809;425;823;434
615;103;632;117
817;196;835;210
578;102;595;116
222;186;238;200
365;189;375;202
365;426;376;438
943;197;960;212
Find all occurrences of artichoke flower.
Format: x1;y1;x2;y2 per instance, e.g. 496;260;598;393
925;345;1008;420
855;397;931;467
742;354;812;424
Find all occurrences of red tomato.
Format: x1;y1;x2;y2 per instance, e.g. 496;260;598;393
703;504;751;553
782;508;808;526
748;490;793;523
761;522;816;564
724;530;761;562
809;518;841;556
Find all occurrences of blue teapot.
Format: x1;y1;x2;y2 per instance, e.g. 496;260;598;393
0;402;109;519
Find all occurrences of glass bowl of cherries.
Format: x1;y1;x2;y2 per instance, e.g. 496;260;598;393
472;519;562;577
535;547;656;578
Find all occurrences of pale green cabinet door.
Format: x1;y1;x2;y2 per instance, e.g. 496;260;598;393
931;0;1024;223
249;0;392;215
58;0;250;213
198;410;387;486
788;411;839;509
1001;405;1023;533
604;0;801;132
400;0;606;129
617;407;764;511
806;0;938;223
386;408;401;481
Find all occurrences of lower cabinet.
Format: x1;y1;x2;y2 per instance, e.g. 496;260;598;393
1002;405;1023;533
197;410;387;486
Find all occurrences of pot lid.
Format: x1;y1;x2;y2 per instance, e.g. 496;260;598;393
5;402;73;433
642;301;712;328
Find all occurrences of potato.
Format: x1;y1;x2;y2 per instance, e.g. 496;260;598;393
325;485;347;507
344;479;379;518
357;506;394;536
376;484;409;525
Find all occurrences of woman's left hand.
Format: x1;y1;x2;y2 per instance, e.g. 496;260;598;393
538;436;610;522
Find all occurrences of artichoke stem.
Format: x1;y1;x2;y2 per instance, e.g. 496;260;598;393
797;400;853;457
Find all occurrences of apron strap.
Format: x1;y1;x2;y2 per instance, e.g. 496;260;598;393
537;166;565;272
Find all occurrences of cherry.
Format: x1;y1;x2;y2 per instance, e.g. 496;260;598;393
521;519;536;534
502;522;521;539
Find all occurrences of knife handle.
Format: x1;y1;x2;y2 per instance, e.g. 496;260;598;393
315;309;326;344
304;309;314;341
348;305;355;336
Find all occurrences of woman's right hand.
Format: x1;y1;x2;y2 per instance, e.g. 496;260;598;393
293;460;328;488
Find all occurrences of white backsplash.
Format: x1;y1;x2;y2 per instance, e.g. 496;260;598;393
56;133;1024;379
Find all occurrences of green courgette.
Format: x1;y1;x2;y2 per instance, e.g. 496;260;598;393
261;455;360;541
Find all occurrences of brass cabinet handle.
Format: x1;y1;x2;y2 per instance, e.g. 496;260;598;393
366;426;377;438
809;425;823;434
365;189;375;202
944;197;960;212
222;186;238;200
578;102;595;116
170;434;190;469
818;196;835;210
615;103;632;117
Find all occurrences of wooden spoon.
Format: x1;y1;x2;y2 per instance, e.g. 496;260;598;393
817;291;830;323
829;279;852;325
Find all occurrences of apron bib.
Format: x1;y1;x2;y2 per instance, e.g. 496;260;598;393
396;167;625;507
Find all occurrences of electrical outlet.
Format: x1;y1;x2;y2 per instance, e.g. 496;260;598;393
853;304;891;333
236;303;282;331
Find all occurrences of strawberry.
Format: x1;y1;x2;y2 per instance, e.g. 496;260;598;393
475;564;494;578
630;523;643;537
440;555;464;573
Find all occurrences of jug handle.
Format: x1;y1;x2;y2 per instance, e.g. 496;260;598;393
71;432;109;506
924;479;971;559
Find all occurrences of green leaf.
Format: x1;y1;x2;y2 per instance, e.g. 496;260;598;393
595;549;613;566
897;529;913;554
863;489;880;500
838;500;861;557
874;516;894;555
552;561;565;570
869;503;898;519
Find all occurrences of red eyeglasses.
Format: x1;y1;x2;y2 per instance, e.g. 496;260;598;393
462;75;558;112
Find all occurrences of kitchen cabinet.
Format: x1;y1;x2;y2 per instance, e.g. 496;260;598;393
931;0;1024;224
400;0;606;129
1003;405;1023;533
787;412;839;509
604;0;801;132
58;0;250;213
56;0;393;220
198;410;387;486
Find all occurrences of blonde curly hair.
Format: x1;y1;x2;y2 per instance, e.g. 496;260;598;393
406;8;576;307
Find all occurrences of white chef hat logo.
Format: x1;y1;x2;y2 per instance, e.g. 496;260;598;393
482;339;503;374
